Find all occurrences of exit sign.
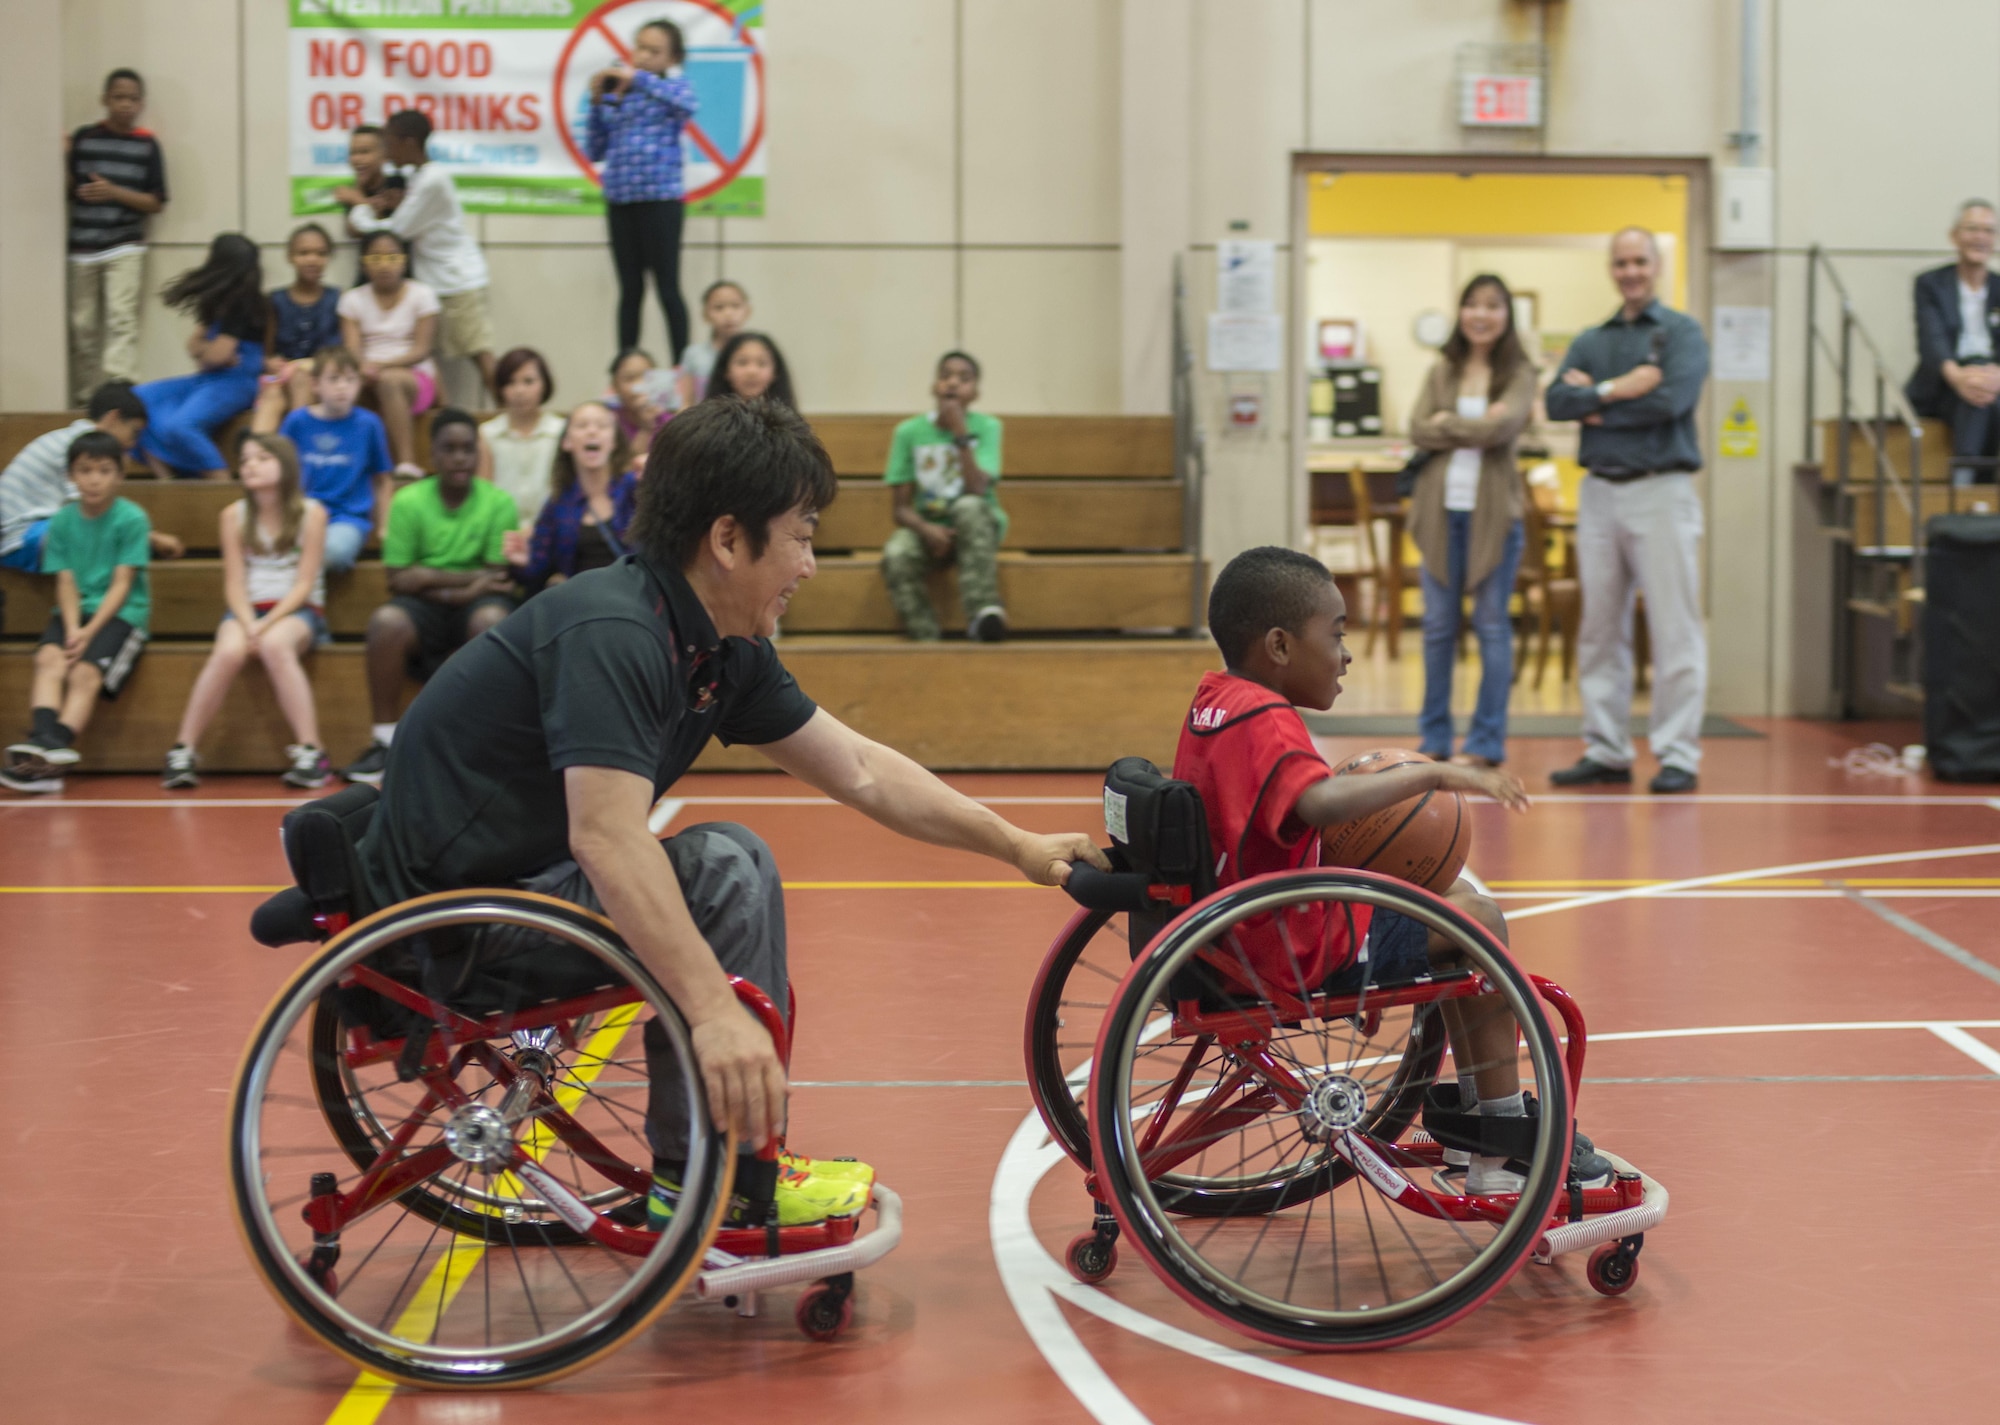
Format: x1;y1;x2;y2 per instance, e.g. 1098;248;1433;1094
1460;73;1542;128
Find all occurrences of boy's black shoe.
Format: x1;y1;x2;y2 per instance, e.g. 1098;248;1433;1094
1649;765;1698;794
341;741;389;785
1549;757;1632;787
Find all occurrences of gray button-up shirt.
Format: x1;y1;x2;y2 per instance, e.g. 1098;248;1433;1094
1545;300;1710;474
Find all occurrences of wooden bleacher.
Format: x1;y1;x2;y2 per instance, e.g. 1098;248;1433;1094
1809;417;2000;550
0;410;1213;772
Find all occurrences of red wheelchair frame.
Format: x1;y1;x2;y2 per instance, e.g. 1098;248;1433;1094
1029;867;1670;1341
281;894;898;1351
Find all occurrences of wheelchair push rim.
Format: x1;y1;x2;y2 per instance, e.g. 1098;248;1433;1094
229;891;732;1388
1087;869;1570;1351
1026;904;1444;1216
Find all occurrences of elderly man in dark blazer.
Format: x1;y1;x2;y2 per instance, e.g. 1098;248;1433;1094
1907;200;2000;486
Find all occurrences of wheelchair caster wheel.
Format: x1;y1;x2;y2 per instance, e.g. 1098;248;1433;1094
796;1281;854;1342
1586;1237;1641;1297
301;1257;338;1296
1066;1232;1118;1285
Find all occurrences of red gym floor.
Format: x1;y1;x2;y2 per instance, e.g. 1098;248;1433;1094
6;718;2000;1423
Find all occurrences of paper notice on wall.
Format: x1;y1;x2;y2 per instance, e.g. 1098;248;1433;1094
1208;314;1283;372
1712;305;1772;382
1217;240;1276;314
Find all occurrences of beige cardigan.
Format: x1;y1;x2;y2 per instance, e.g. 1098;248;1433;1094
1406;358;1536;590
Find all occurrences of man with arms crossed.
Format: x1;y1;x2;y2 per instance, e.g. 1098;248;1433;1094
1544;227;1711;795
356;397;1105;1226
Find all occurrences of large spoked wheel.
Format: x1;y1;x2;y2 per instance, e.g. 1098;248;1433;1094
230;891;734;1389
1029;905;1443;1217
1088;870;1568;1350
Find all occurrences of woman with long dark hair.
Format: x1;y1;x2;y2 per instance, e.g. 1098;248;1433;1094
1405;273;1536;766
135;232;269;480
706;331;797;410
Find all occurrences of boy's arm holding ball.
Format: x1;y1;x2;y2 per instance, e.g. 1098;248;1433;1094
1294;761;1530;832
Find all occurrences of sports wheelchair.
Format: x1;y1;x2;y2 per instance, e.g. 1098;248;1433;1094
1024;759;1667;1350
232;785;900;1389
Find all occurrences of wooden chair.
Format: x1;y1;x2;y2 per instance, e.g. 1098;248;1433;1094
1347;465;1415;659
1513;484;1580;688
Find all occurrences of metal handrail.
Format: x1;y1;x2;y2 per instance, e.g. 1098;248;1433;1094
1804;246;1927;560
1170;254;1207;634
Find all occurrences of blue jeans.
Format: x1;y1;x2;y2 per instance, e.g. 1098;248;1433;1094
0;517;50;571
136;356;262;476
322;518;368;574
1418;512;1524;764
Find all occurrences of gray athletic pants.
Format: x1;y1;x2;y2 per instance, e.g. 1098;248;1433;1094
518;821;789;1160
1575;472;1707;774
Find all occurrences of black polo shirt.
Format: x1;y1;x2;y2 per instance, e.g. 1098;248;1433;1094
357;555;816;906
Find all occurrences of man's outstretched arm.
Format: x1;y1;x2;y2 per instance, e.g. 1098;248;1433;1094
758;709;1109;885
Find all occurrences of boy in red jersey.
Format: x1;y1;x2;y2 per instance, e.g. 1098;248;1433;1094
1175;546;1611;1192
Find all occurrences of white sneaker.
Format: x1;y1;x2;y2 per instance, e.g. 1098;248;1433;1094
0;767;64;795
163;744;199;790
283;743;330;789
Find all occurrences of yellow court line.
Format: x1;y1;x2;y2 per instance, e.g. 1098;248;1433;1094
324;1004;641;1422
0;884;291;894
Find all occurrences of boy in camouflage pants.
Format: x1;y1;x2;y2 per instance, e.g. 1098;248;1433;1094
880;352;1008;642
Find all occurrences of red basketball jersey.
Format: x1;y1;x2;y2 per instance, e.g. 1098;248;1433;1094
1172;670;1369;991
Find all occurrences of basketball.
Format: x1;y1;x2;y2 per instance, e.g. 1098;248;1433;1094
1318;748;1471;893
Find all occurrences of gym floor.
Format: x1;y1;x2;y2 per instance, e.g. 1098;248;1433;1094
5;717;1999;1423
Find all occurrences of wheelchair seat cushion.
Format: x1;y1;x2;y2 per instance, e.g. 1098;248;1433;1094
280;782;381;921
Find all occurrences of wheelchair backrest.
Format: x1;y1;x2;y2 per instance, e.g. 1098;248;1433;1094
280;782;382;921
1102;756;1216;899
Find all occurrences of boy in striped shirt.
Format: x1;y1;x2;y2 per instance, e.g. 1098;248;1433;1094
66;69;168;406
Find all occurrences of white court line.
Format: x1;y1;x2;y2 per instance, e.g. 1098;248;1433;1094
1521;794;2000;807
996;840;2000;1423
1506;841;2000;920
646;797;686;837
992;1017;2000;1425
1929;1025;2000;1075
6;792;1993;811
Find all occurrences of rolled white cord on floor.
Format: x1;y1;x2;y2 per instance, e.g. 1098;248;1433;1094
693;1183;903;1301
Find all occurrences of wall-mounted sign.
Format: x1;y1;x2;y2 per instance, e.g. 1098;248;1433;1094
1460;73;1542;128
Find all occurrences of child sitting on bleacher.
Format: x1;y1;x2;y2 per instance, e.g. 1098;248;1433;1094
503;401;635;593
1174;546;1615;1193
251;223;342;435
134;233;270;481
162;432;330;791
680;280;750;399
1;433;153;794
1;383;178;582
280;346;392;574
881;351;1007;643
341;409;517;786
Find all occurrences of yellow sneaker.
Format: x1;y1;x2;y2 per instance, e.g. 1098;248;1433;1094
779;1148;875;1187
775;1155;873;1226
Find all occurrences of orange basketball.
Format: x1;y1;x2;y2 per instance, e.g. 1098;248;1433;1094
1318;748;1470;894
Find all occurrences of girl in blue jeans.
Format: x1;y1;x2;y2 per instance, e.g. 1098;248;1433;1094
1405;274;1537;766
136;233;269;481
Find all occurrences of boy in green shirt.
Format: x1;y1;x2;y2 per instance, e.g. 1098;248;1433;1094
2;431;152;793
342;408;516;785
881;351;1008;641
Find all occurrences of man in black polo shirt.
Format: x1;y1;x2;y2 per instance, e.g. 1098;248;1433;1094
357;396;1105;1226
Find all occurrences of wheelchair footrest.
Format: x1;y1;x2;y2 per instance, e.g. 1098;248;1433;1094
693;1184;902;1302
1531;1152;1669;1263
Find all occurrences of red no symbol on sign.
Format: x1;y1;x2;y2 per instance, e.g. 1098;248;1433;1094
554;0;765;203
